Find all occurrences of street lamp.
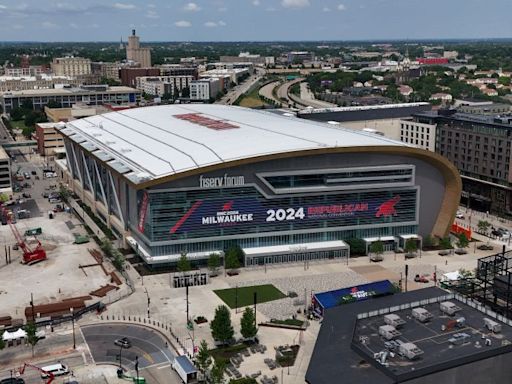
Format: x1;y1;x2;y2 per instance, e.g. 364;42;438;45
144;287;150;318
118;344;123;370
70;307;76;349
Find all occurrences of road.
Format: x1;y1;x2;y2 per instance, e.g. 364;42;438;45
258;80;281;106
217;68;266;105
276;77;304;107
81;323;181;384
299;82;337;108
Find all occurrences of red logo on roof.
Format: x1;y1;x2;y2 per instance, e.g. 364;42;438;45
375;195;400;218
174;113;239;131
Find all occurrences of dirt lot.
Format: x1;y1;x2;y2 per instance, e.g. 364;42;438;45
0;157;113;321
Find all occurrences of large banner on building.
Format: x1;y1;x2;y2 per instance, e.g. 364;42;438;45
169;191;415;234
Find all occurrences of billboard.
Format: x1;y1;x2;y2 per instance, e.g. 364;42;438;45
169;192;413;235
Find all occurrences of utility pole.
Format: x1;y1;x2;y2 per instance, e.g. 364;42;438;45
253;292;257;327
144;288;150;318
235;285;238;314
186;283;190;326
30;293;35;322
71;308;76;349
135;356;139;383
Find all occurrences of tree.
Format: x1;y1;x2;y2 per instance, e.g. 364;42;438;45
478;220;491;234
370;240;384;256
459;268;474;279
10;107;24;121
404;238;418;254
422;235;435;248
177;252;191;273
456;233;469;249
181;87;190;98
20;99;33;111
195;340;212;379
210;360;225;384
208;253;221;276
24;321;39;357
345;238;366;256
225;246;243;270
240;307;257;340
46;100;62;108
210;305;234;345
439;237;452;249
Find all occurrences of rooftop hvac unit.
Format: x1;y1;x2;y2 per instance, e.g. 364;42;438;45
412;307;433;323
484;318;502;333
440;301;462;316
384;314;406;328
398;342;423;360
379;325;401;340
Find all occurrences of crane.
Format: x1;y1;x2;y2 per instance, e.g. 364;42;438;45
18;362;55;384
2;206;46;265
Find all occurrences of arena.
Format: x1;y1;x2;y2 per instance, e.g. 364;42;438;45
56;104;461;268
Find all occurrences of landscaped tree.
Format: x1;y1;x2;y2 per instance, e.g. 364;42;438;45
210;305;234;345
10;107;24;121
456;233;470;249
370;240;384;257
195;340;212;380
0;330;5;351
478;220;491;235
177;252;191;273
240;307;258;340
345;238;366;256
225;246;242;270
439;236;452;249
208;253;221;276
24;321;39;357
210;360;225;384
422;235;435;249
404;238;418;255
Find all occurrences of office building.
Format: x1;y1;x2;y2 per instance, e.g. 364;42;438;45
0;75;74;92
413;109;512;213
56;104;459;268
0;85;141;114
35;122;65;156
91;62;121;81
119;68;160;88
126;29;151;68
136;76;194;97
0;147;12;193
189;78;221;101
51;57;92;77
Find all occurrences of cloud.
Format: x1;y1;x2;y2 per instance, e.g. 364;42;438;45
146;10;159;18
113;3;136;10
183;2;201;12
337;3;346;10
252;0;260;5
204;20;226;27
0;4;7;9
175;20;192;27
322;6;330;11
69;22;78;29
281;0;310;8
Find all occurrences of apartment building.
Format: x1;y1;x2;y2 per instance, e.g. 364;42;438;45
136;76;194;97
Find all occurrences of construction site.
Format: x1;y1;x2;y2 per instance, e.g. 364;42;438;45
0;160;127;333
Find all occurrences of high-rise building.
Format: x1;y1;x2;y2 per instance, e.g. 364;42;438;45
51;57;92;77
126;29;151;68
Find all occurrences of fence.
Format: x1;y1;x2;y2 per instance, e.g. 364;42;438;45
94;312;194;357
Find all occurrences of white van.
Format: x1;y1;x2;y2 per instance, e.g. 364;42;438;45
40;363;69;378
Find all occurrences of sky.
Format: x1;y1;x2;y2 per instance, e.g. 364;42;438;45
0;0;511;42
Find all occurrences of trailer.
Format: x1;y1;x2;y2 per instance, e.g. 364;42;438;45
484;317;502;333
172;355;198;384
379;325;401;340
412;307;433;323
384;314;406;328
440;301;462;316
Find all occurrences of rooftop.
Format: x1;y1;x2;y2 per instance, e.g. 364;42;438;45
1;86;139;97
58;104;409;185
306;288;512;384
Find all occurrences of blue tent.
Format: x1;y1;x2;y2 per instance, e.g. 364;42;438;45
313;280;394;316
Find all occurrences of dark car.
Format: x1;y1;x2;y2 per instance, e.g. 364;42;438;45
31;170;37;175
0;378;25;384
114;337;131;348
477;244;494;251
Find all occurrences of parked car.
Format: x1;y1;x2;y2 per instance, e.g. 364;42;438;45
454;248;468;255
414;274;429;283
31;170;37;175
21;192;31;198
23;172;30;180
456;211;465;219
477;244;494;251
114;337;131;348
438;250;451;256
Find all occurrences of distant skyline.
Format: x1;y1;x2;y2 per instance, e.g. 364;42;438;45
0;0;510;42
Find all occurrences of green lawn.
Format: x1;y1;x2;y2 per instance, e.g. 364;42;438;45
214;284;286;309
10;119;28;131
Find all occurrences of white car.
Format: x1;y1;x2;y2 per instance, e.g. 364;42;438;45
456;212;464;219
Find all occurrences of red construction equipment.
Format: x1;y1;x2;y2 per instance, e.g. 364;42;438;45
18;362;55;384
2;206;46;264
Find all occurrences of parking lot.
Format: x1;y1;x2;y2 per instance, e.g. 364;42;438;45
0;155;113;320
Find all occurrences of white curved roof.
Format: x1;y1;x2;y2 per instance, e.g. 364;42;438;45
60;104;409;184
